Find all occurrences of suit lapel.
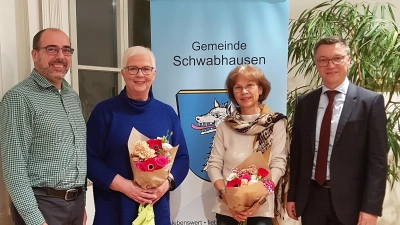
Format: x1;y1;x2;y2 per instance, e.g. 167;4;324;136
334;83;358;146
309;88;322;155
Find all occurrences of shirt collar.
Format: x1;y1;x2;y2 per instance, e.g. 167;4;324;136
322;77;349;95
30;69;72;91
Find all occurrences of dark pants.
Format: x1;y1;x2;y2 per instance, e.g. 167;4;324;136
11;192;85;225
301;181;345;225
216;213;273;225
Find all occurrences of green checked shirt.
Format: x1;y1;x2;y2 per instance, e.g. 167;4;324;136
0;70;86;225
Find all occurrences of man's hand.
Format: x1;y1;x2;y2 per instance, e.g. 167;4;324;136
358;211;378;225
83;209;87;225
286;201;298;220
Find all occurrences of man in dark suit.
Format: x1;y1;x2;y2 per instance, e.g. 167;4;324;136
286;36;387;225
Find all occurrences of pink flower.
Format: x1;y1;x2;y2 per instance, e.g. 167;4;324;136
154;155;168;168
239;174;251;181
262;179;275;193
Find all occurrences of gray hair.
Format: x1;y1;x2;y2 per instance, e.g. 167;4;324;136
122;46;156;69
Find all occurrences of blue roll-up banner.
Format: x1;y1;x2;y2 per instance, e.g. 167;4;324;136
151;0;289;223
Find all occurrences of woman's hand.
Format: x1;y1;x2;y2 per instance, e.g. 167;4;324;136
219;186;247;222
109;174;157;204
229;208;248;222
151;179;170;204
122;180;157;204
246;201;262;217
219;192;228;205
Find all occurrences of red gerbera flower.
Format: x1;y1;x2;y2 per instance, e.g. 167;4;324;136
146;139;162;151
226;178;242;187
257;168;269;178
143;158;156;172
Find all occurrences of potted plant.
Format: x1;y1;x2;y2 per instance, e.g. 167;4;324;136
287;0;400;186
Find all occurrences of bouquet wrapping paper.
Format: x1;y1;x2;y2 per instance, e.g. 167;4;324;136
128;128;178;189
225;151;272;212
128;128;179;225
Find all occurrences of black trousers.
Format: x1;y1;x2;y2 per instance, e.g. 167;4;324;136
301;181;345;225
216;213;273;225
11;192;85;225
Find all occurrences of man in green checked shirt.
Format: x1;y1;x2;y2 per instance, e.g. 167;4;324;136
0;28;87;225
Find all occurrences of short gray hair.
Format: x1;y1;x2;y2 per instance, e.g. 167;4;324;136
122;46;156;69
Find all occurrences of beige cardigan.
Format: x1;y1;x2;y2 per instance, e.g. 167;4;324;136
206;114;288;218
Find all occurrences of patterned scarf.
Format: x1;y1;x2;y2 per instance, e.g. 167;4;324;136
225;104;290;223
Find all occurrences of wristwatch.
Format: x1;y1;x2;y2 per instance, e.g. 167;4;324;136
167;176;175;191
258;196;267;205
218;188;226;199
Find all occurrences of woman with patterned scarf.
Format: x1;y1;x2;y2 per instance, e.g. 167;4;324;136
206;64;289;225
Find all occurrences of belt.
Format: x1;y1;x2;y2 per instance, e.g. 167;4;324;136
32;187;83;201
311;180;331;188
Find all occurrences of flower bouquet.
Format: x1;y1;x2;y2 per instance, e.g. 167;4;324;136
225;151;275;212
128;128;179;225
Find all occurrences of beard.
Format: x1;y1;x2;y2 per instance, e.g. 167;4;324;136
35;57;69;81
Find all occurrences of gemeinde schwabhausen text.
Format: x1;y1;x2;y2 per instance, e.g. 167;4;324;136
173;41;266;66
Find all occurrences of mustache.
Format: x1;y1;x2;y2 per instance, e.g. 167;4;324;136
49;58;67;65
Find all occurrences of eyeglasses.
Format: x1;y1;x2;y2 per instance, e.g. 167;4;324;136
315;56;347;67
124;66;154;76
36;45;74;56
233;83;258;93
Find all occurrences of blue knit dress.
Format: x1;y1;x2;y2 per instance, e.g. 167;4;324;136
87;88;189;225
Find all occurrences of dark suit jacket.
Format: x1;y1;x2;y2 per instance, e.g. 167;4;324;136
288;83;387;225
